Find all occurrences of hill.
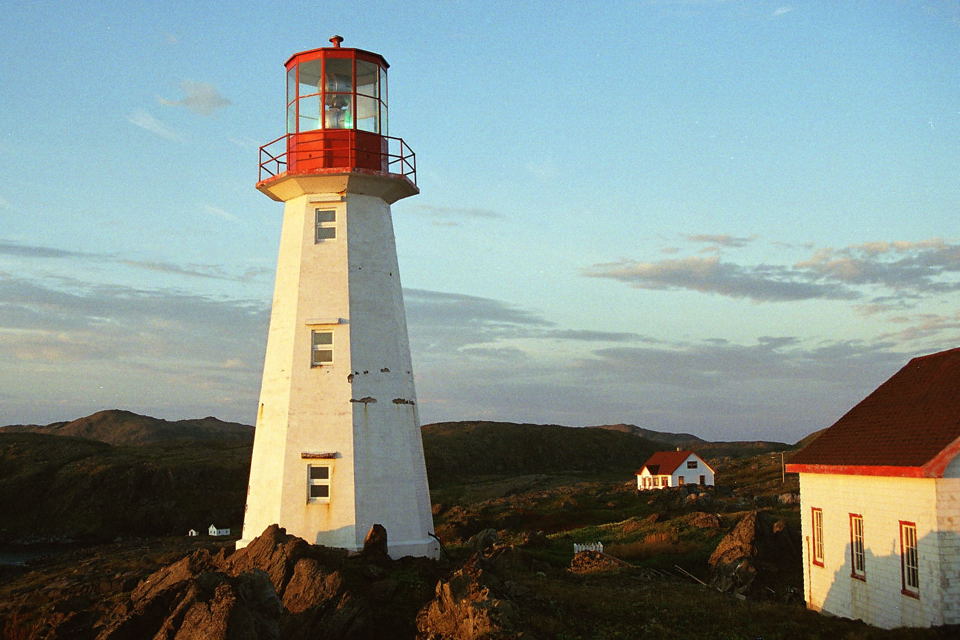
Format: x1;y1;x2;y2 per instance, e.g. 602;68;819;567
589;423;788;458
421;421;660;484
0;409;252;446
0;432;249;544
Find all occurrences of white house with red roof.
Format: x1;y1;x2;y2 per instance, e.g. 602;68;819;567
636;450;714;490
786;347;960;629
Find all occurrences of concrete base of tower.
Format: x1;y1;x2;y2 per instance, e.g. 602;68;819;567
234;535;440;560
385;537;441;560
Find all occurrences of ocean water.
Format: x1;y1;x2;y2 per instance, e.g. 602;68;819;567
0;546;65;566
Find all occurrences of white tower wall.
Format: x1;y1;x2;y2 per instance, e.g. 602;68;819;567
238;183;437;558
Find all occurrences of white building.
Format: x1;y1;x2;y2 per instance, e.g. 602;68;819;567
636;450;715;490
786;347;960;629
237;38;437;559
208;525;231;536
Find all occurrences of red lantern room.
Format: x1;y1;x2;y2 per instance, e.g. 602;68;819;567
257;36;417;202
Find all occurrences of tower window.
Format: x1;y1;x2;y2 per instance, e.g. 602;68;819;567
307;464;331;502
315;209;336;241
311;330;333;366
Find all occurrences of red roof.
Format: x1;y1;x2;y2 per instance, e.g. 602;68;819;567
787;347;960;478
636;450;712;476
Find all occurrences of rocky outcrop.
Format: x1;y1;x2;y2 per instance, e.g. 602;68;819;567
95;525;441;640
708;511;800;599
416;557;521;640
568;550;631;574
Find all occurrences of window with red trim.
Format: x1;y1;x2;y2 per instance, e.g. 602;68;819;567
849;514;865;580
812;507;824;567
900;521;919;597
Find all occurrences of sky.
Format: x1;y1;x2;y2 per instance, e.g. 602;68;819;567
1;1;958;443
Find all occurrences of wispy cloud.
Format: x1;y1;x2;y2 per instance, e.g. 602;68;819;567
684;233;754;248
203;205;239;222
0;238;264;284
0;240;94;259
585;237;960;304
584;255;858;302
159;81;231;116
772;6;794;17
407;204;503;226
126;110;180;141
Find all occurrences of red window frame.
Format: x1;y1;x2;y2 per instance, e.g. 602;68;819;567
849;513;865;580
811;507;824;567
899;520;919;598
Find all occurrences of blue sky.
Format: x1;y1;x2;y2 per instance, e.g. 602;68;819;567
1;1;958;442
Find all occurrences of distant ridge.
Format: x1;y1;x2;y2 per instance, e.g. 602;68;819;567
590;423;704;445
587;423;788;458
0;409;253;446
421;421;660;483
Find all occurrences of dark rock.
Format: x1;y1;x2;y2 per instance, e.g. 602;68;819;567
416;558;521;640
362;524;389;558
688;512;721;529
467;528;499;554
90;525;442;640
569;551;631;574
708;511;801;599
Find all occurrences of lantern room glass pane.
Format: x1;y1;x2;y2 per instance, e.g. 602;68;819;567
357;60;378;98
380;101;388;136
357;95;379;133
380;67;387;106
298;60;321;97
324;94;352;129
286;102;296;134
298;94;320;131
287;66;296;104
325;58;352;92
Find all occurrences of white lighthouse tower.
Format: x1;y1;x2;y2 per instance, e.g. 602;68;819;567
237;37;438;559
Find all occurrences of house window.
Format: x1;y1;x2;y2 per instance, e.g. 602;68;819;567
812;508;824;567
900;521;919;597
307;464;331;502
850;514;865;580
678;475;685;485
311;330;333;366
315;209;336;241
687;460;698;469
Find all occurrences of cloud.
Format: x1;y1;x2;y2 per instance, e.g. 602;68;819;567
203;205;239;222
0;240;93;259
407;204;503;226
584;256;858;302
126;110;180;141
0;238;264;284
684;234;754;248
585;237;960;304
542;329;654;343
796;239;960;292
772;6;794;17
159;81;231;116
875;312;960;344
0;196;10;209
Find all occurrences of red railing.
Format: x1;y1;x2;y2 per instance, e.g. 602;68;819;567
258;133;417;185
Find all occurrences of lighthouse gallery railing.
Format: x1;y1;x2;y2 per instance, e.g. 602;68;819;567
258;134;417;185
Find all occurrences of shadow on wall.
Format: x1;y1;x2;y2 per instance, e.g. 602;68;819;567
816;529;959;630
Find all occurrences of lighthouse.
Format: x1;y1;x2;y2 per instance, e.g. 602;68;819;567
237;37;438;559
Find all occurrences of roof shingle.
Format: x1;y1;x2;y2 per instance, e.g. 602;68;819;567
787;347;960;477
